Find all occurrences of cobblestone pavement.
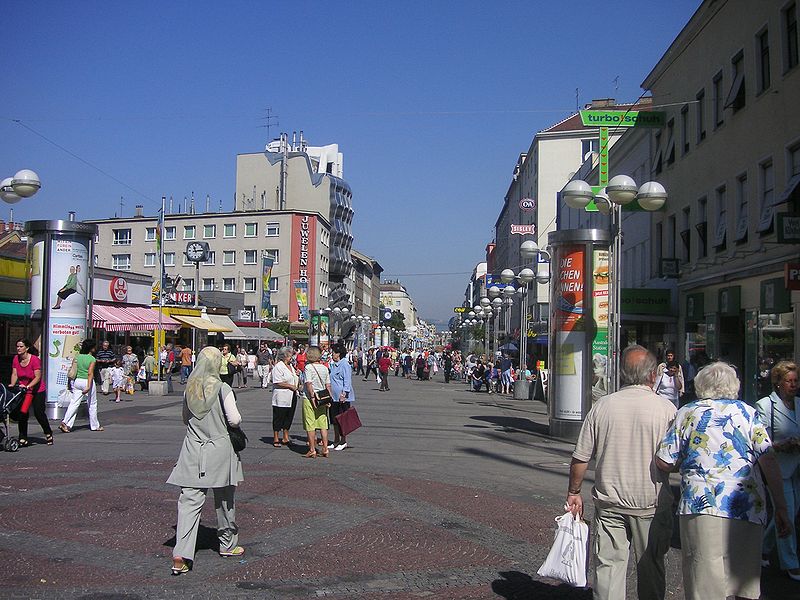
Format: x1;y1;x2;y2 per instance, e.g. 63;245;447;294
0;372;797;599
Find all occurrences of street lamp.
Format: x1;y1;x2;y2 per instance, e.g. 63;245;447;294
561;175;667;391
1;169;41;204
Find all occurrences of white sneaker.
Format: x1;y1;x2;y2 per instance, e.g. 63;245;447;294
335;443;348;451
327;443;335;449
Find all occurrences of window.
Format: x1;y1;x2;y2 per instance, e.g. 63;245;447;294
269;277;279;293
201;278;215;291
112;228;131;245
145;227;156;241
790;142;800;177
244;250;257;264
758;159;775;233
144;252;157;267
183;278;195;292
203;224;216;239
713;71;724;127
653;131;663;175
697;197;708;258
681;207;691;263
784;2;798;72
223;250;236;265
164;252;175;267
655;222;663;273
222;278;235;292
724;51;745;112
757;29;771;93
265;222;280;237
667;214;676;258
164;226;176;241
735;173;748;242
581;138;599;161
696;89;706;142
112;254;131;270
265;249;280;263
202;251;215;266
224;223;236;238
665;118;676;165
243;277;256;292
244;222;257;237
714;186;727;250
681;105;690;155
183;225;196;240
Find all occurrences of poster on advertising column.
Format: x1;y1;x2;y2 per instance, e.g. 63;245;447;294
591;249;610;402
293;280;309;321
553;245;585;420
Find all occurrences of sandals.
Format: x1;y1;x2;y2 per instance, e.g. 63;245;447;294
219;546;245;557
59;423;71;433
272;442;281;448
45;434;54;446
320;450;329;458
18;439;29;447
303;450;317;458
92;427;105;432
171;560;191;576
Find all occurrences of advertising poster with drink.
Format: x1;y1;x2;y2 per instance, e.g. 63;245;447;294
46;318;86;404
553;245;585;420
591;249;610;401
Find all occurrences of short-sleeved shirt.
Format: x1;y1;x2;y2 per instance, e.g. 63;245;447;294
96;348;117;368
656;398;772;525
304;363;330;394
122;352;139;375
76;353;96;380
180;347;192;367
573;385;677;515
13;354;45;392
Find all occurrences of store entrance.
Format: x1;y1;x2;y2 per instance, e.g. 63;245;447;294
718;314;744;373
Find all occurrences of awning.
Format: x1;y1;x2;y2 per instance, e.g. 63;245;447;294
170;314;232;332
92;305;181;332
207;314;248;338
237;326;285;342
774;173;800;206
0;300;29;317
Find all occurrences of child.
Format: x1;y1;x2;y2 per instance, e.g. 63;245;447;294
109;359;125;402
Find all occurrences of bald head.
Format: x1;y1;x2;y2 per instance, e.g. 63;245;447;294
620;345;658;386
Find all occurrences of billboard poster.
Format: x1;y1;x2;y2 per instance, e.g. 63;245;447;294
309;314;329;346
591;249;610;401
260;256;274;320
553;245;585;420
29;240;45;314
48;237;89;317
45;317;86;404
293;280;309;321
555;246;584;332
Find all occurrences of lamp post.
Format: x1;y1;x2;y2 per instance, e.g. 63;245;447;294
562;175;667;391
2;169;41;225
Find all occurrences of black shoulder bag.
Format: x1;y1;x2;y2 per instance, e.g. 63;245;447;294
219;388;247;453
311;364;332;409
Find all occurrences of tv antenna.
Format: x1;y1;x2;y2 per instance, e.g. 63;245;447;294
260;107;279;143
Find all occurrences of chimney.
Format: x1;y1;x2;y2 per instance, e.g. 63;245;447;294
135;204;144;217
68;211;76;222
589;98;617;109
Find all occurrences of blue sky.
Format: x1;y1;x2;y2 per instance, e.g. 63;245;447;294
2;0;700;323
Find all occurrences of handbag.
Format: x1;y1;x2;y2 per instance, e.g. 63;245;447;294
67;358;78;381
334;404;362;437
219;390;247;453
310;365;332;408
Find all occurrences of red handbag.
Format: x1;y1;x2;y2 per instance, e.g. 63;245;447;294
334;405;362;437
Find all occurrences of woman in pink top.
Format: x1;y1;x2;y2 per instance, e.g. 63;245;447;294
9;338;53;446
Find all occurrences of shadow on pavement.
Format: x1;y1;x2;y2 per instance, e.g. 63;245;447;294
492;570;591;599
163;524;220;553
470;414;551;437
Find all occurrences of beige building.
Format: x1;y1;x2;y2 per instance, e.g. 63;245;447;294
642;0;800;402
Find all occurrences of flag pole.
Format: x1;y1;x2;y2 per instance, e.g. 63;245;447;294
157;195;165;382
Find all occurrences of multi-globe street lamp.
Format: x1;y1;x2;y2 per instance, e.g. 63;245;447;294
561;175;667;391
1;169;41;204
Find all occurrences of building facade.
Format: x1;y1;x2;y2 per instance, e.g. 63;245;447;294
350;248;383;321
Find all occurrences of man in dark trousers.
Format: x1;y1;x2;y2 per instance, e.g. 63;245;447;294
378;352;392;391
443;352;453;383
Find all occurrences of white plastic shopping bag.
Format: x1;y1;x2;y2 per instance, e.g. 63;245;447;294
536;510;589;587
57;387;73;408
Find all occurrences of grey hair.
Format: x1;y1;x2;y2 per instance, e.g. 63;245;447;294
275;346;293;361
694;362;740;399
619;344;657;386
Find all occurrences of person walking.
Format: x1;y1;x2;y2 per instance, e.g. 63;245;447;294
657;361;791;600
179;344;193;385
234;346;248;388
9;338;52;446
141;350;156;391
60;339;103;433
329;345;355;450
271;347;298;447
443;351;452;383
256;343;272;389
363;348;378;382
302;346;332;458
167;346;245;575
219;344;237;387
378;351;391;391
566;345;676;600
121;346;139;391
95;340;117;395
756;360;800;580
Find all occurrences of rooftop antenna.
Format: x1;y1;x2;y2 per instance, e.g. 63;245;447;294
575;88;579;113
190;191;195;215
613;76;620;96
260;107;279;145
169;195;174;214
219;196;223;213
205;194;210;213
119;196;124;218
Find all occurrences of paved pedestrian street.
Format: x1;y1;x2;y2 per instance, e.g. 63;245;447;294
1;374;797;599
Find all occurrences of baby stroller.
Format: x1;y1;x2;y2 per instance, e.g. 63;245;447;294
0;383;25;452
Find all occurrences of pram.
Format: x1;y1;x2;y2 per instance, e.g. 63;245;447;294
0;383;25;452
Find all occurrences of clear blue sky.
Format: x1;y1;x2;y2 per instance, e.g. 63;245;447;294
3;0;700;324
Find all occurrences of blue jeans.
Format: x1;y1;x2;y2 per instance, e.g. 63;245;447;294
180;365;192;383
763;469;800;569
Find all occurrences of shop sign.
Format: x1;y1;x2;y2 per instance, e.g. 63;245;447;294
510;224;536;236
621;288;671;315
519;198;536;212
718;286;741;317
453;306;467;313
659;258;680;278
579;109;666;128
297;215;310;282
786;263;800;290
239;309;253;321
686;292;704;322
109;277;128;302
169;291;196;305
761;277;792;314
776;213;800;244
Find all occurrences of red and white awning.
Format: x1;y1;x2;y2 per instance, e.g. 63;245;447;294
92;305;181;332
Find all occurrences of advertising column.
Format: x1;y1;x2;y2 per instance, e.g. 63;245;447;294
26;220;97;419
547;229;611;440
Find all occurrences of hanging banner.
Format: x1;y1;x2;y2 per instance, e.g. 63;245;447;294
294;280;309;321
309;313;329;346
260;256;274;320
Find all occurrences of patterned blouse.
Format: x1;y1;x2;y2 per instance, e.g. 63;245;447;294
656;398;772;525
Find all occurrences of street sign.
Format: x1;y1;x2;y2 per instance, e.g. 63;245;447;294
579;110;666;128
454;307;467;313
786;263;800;290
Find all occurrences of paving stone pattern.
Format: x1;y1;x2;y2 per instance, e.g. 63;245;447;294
0;372;796;599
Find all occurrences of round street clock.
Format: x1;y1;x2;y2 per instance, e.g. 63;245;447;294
383;309;392;321
185;241;209;262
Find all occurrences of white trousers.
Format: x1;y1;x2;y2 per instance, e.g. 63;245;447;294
257;365;271;388
62;378;100;430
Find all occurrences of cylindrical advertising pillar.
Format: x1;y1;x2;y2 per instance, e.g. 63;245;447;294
25;219;98;420
547;229;611;440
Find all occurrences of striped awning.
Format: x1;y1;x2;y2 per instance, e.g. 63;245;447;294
92;305;182;332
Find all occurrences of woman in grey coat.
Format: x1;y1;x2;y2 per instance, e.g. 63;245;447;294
167;346;244;576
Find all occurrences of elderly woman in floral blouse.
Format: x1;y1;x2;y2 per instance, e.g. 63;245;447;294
656;361;790;600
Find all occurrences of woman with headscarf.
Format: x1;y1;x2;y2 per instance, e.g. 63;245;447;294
302;346;332;458
757;361;800;580
271;346;298;447
656;362;791;600
167;346;245;576
329;344;355;450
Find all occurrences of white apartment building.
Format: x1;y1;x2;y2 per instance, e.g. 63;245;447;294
380;280;418;331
